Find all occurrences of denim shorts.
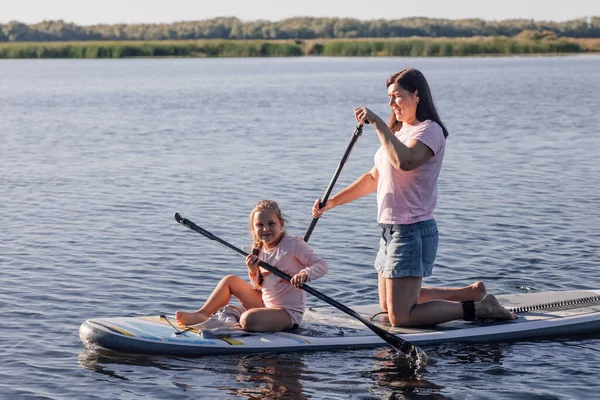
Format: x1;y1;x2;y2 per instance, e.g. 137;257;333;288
374;219;438;278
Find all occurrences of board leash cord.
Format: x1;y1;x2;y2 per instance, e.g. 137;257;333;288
508;295;600;315
160;314;194;335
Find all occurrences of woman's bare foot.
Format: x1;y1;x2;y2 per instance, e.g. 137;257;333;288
469;281;487;302
175;310;210;326
475;295;518;320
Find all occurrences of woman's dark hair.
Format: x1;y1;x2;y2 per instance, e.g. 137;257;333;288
386;68;448;138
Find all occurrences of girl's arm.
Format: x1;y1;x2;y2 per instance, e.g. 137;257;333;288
293;238;329;283
313;166;378;217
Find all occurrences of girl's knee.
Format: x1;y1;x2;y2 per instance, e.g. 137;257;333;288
239;312;248;329
239;310;259;331
221;275;240;285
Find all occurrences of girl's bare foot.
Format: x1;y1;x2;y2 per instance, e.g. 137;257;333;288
470;281;487;302
475;295;518;320
175;310;210;326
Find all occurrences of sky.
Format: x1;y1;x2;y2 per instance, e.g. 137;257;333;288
2;0;597;25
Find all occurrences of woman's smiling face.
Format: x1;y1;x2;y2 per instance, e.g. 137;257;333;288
387;83;419;124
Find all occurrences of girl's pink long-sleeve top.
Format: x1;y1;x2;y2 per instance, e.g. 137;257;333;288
248;234;328;314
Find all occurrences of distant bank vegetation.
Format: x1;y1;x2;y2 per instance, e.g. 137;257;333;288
1;17;599;42
1;37;598;59
1;17;599;58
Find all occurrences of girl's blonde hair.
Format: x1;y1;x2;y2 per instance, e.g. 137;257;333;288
249;200;286;250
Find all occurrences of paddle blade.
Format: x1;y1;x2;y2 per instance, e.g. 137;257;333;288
380;329;418;357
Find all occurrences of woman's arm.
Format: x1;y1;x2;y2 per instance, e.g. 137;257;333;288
313;166;378;217
359;110;434;171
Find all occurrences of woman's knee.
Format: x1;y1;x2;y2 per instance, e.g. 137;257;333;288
387;305;416;327
388;313;412;327
379;299;388;313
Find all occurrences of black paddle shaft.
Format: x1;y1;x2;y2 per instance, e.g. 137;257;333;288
303;124;364;242
174;213;418;356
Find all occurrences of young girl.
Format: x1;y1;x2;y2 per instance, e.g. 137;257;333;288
176;200;329;332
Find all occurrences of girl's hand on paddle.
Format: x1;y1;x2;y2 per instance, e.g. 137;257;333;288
312;198;332;218
246;254;260;272
354;107;378;126
291;271;309;288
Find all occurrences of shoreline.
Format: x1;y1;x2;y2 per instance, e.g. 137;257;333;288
1;37;598;59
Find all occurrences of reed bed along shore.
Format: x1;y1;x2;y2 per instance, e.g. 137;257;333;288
1;37;598;58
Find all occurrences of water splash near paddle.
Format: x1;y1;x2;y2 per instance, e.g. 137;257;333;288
390;346;429;372
367;347;432;387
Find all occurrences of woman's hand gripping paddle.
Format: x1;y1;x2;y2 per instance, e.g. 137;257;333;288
303;124;364;242
175;213;419;358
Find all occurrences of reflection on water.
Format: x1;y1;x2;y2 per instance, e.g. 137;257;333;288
76;334;600;399
79;347;309;399
229;354;307;399
78;346;172;381
442;343;506;366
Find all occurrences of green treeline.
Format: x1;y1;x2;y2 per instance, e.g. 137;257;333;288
1;17;599;42
1;37;597;59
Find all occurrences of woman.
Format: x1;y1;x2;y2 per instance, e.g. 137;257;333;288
313;68;516;326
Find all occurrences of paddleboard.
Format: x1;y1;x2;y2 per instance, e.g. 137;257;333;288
79;289;600;356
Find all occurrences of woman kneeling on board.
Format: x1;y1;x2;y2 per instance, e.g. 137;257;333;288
313;68;516;327
176;200;329;332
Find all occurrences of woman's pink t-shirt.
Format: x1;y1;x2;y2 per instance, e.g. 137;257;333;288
248;235;328;314
374;120;446;225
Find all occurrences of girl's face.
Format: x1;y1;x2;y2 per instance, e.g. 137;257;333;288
387;83;419;124
252;210;284;249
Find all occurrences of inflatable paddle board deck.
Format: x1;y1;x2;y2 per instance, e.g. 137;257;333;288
79;290;600;356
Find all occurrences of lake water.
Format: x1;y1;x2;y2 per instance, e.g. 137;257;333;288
1;55;600;399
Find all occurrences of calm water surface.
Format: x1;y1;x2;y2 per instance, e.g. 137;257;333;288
1;56;600;399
